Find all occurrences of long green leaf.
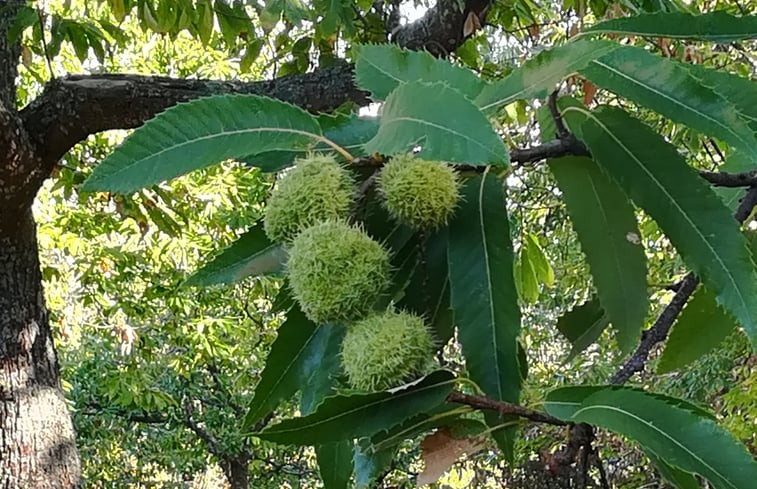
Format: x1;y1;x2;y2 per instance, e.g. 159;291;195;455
579;47;757;161
582;11;757;43
564;388;757;489
645;449;702;489
577;106;757;346
300;324;345;415
184;226;286;286
546;386;715;421
556;298;610;360
657;286;738;374
474;40;618;112
82;94;323;193
244;306;324;427
448;171;521;459
686;64;757;132
255;370;456;445
549;156;648;352
365;82;508;165
316;442;353;489
355;43;485;100
540;99;647;353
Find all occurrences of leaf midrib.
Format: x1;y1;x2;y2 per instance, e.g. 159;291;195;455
261;377;456;437
587;114;751;327
381;116;499;161
585;171;634;329
573;404;735;489
477;173;504;401
97;127;321;183
247;323;321;422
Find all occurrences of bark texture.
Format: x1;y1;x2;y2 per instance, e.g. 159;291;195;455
0;211;81;488
1;3;82;487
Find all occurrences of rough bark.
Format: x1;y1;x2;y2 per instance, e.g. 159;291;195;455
0;4;82;487
0;210;81;488
220;455;251;489
392;0;491;56
0;1;21;110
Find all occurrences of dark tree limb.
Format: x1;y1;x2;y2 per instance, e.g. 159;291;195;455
699;169;757;187
610;272;700;384
0;100;43;227
446;391;568;426
511;137;590;164
391;0;492;56
0;1;23;110
19;65;369;175
548;90;570;140
611;185;757;384
545;423;594;475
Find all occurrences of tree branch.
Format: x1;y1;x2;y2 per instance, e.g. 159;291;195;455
698;169;757;187
391;0;492;56
611;185;757;384
446;391;568;426
0;1;23;110
0;100;41;227
18;0;492;193
183;398;224;457
511;137;590;164
20;64;369;172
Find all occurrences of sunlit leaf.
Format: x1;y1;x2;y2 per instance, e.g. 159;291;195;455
582;11;757;43
83;95;323;193
474;40;618;112
577;106;757;347
355;43;485;100
255;370;456;445
184;226;286;286
580;47;757;161
365;82;508;165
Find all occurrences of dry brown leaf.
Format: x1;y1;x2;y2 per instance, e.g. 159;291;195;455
582;79;598;107
417;427;486;486
462;11;481;38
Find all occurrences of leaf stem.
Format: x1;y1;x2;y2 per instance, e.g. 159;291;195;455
316;135;354;162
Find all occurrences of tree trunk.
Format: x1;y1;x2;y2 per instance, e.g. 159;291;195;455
0;209;81;488
220;455;250;489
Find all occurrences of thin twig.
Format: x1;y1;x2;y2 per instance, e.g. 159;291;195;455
593;449;611;489
36;7;55;79
548;90;570;139
611;185;757;384
446;391;568;426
